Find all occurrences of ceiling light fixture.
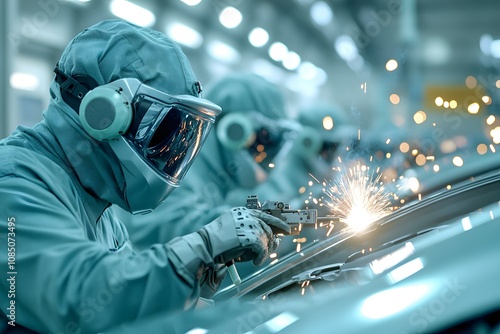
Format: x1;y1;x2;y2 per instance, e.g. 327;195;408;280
109;0;155;27
248;27;269;47
219;6;242;29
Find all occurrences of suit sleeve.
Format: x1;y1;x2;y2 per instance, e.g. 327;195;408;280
0;176;204;334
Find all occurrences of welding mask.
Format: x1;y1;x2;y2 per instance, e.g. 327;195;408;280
55;68;221;214
216;111;296;170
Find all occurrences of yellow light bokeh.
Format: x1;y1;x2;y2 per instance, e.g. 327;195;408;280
411;149;418;156
440;139;457;154
322;116;334;130
435;96;444;106
467;102;480;114
450;100;457;109
482;96;492;105
415;154;426;166
477;143;488;155
413;110;427;124
399;142;410;153
452;156;464;167
390;94;400;105
496;80;500;88
433;164;440;172
491;127;500;144
443;101;449;108
386;59;398;71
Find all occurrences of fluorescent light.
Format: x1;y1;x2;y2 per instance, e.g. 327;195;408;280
335;35;358;62
298;62;327;86
491;39;500;58
207;40;240;64
423;37;450;65
10;72;40;91
185;328;208;334
109;0;155;27
370;242;415;275
286;75;319;98
347;55;365;72
262;312;299;332
248;27;269;47
219;6;242;29
314;67;327;86
298;61;317;80
480;34;493;56
251;58;286;84
179;0;202;6
283;51;301;70
166;23;203;48
361;283;430;319
461;216;472;231
388;257;424;284
310;1;333;26
268;42;288;61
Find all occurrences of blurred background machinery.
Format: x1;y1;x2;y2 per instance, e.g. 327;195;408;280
2;0;500;176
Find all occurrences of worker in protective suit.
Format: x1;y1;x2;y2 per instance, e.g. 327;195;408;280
0;20;289;334
117;73;300;251
273;102;357;209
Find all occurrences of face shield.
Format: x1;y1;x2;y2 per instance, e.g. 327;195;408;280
216;111;298;171
96;78;221;214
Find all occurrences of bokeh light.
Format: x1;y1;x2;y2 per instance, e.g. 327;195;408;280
452;156;464;167
322;116;334;130
477;143;488;155
435;97;444;106
413;111;427;124
386;59;398;71
467;102;480;114
465;76;477;89
390;94;400;105
399;142;410;153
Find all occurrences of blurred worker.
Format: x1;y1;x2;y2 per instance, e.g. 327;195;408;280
117;73;301;251
0;20;289;334
275;102;357;210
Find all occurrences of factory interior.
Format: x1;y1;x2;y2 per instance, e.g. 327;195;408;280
2;0;500;333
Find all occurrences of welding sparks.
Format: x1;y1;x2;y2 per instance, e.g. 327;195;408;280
321;164;393;231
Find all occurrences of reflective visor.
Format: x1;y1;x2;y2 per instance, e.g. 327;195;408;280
125;94;214;184
245;112;299;169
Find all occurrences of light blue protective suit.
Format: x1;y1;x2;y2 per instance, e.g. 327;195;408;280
280;102;358;207
117;74;299;251
0;20;286;334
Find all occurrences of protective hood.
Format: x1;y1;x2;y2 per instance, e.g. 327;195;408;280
293;102;357;167
202;73;286;189
45;19;202;211
297;102;356;143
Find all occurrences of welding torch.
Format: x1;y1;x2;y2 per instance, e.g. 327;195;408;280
226;195;341;285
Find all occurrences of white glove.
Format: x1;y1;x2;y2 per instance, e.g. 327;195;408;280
197;207;290;266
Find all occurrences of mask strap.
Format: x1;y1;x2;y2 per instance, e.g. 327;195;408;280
53;63;98;113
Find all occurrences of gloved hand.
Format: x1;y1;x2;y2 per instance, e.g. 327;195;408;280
166;207;291;290
200;264;228;299
197;207;291;266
